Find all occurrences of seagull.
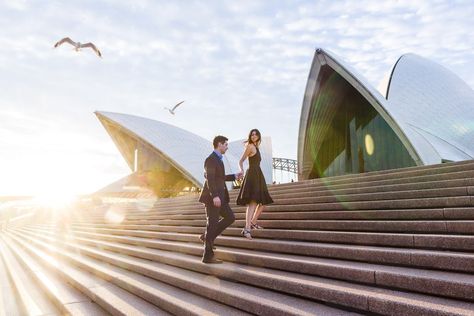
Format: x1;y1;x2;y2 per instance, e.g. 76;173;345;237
164;101;185;115
54;37;102;58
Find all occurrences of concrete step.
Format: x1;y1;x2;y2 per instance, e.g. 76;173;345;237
121;208;474;221
96;208;438;221
22;226;474;274
246;186;473;206
268;160;474;191
113;206;474;224
4;233;171;316
45;223;474;252
147;185;474;213
72;217;474;234
6;231;251;316
1;234;109;316
24;225;474;302
9;229;354;316
0;236;25;316
13;227;474;316
144;161;474;211
92;180;474;215
118;196;474;218
125;205;474;224
0;235;60;316
36;228;474;273
150;176;474;211
197;160;474;201
256;175;474;199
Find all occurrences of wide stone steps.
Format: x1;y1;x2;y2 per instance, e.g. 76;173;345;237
0;242;23;316
105;183;474;217
8;229;355;316
21;225;474;301
34;222;474;251
146;185;474;213
2;159;474;315
21;226;474;278
71;217;474;234
91;162;474;222
11;226;474;316
1;233;172;316
0;236;62;316
153;177;474;210
152;160;474;209
4;231;261;316
86;207;474;225
0;234;109;316
105;207;474;221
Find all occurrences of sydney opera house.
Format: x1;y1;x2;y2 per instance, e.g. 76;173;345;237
298;48;474;180
95;111;273;196
96;48;473;196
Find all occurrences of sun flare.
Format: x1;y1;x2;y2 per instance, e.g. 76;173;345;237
32;191;78;209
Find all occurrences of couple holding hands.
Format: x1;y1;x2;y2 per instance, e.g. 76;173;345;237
198;129;273;263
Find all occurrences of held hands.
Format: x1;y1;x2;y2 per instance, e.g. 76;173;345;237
213;196;221;207
236;171;244;181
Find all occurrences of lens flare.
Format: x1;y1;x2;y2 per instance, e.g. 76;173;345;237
365;134;375;156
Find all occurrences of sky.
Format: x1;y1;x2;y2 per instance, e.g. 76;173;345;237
0;0;473;197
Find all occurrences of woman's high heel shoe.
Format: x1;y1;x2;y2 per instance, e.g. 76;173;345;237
241;228;252;239
251;223;263;229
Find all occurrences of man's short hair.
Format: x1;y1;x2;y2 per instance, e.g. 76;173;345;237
213;135;228;148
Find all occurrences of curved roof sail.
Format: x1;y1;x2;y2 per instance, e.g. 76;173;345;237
298;48;473;179
96;111;240;187
384;54;474;163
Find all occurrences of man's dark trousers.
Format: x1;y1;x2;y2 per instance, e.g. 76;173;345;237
203;203;235;259
199;150;237;261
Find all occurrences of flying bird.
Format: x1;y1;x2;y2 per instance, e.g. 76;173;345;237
54;37;102;58
164;101;185;115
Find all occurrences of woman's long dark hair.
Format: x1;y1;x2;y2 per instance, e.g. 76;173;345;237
244;128;261;147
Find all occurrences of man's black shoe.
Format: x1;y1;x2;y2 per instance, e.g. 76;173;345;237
199;234;216;250
202;257;223;264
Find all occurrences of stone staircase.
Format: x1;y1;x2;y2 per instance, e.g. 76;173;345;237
1;160;474;315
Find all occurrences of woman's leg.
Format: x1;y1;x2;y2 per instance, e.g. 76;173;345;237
245;201;258;231
251;204;265;226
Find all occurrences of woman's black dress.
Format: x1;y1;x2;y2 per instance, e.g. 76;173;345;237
236;147;273;205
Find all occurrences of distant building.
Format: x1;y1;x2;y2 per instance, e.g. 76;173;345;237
298;48;474;179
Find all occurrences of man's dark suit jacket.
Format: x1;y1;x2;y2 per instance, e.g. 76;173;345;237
199;151;236;206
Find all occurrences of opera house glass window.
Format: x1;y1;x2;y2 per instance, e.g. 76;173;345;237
305;66;416;178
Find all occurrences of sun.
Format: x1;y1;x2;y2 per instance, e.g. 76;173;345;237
32;190;78;209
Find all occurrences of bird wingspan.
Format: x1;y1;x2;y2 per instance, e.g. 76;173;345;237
171;100;185;111
81;42;102;57
54;37;76;48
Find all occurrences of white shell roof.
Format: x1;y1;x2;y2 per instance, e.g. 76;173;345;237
298;48;423;170
300;48;474;168
385;54;474;162
96;111;241;187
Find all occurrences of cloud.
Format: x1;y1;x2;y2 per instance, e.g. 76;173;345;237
0;0;472;195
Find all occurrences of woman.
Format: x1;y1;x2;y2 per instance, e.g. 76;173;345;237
236;129;273;239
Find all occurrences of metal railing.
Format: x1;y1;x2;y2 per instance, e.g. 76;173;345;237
272;158;298;174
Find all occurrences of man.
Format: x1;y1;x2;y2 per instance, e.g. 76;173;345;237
199;135;242;264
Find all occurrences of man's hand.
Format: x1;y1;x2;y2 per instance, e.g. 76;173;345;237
236;171;243;181
213;196;221;208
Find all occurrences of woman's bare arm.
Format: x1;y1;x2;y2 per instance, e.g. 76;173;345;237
239;144;253;172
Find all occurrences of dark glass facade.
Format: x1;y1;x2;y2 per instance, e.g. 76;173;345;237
304;65;416;178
